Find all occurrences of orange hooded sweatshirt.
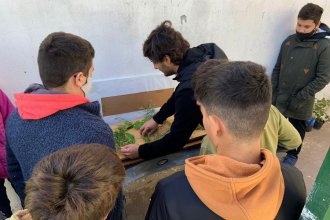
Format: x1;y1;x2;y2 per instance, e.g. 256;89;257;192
185;149;284;220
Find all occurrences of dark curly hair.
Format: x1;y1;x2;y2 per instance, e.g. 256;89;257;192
143;20;190;65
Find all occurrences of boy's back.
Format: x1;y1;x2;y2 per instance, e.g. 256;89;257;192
146;160;306;220
6;99;114;201
5;32;122;220
145;60;306;219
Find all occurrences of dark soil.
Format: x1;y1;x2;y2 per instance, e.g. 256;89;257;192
124;165;184;220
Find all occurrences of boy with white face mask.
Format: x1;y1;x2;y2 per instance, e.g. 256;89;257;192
81;75;93;96
6;32;125;220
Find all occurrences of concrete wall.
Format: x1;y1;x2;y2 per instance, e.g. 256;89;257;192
1;0;330;103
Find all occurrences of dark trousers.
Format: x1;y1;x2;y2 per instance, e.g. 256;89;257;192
107;189;126;220
287;118;306;158
0;179;12;218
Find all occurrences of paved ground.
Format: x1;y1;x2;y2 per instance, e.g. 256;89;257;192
124;123;330;220
4;123;330;220
295;122;330;193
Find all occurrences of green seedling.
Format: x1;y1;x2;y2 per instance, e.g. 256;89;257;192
114;101;170;150
113;125;136;151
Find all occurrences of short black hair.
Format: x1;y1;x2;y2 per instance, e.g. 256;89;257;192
192;60;271;139
143;20;190;65
38;32;95;89
298;3;323;24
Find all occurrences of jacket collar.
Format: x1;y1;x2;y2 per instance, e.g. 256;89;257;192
15;84;91;120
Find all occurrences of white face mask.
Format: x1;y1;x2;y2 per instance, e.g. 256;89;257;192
82;76;93;96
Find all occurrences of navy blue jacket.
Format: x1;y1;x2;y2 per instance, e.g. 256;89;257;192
5;87;120;219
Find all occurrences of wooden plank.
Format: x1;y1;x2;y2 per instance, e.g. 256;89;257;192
118;139;203;167
186;134;206;144
119;139;203;167
102;88;173;116
300;147;330;220
183;139;204;149
122;159;144;167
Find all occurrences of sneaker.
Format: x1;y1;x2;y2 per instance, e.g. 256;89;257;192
282;154;298;166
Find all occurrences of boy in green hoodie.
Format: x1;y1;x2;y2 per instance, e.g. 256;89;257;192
146;60;306;220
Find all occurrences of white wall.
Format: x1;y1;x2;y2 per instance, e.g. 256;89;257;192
1;0;330;103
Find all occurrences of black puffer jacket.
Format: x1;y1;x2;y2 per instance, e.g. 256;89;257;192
139;43;227;159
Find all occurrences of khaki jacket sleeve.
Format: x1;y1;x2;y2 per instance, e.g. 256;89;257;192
199;136;217;155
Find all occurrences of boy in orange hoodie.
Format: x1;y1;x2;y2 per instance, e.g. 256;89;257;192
145;60;306;220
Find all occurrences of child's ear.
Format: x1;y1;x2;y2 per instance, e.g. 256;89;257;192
74;72;86;87
163;55;172;65
209;114;225;138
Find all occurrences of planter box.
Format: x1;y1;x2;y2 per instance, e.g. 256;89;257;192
102;88;206;166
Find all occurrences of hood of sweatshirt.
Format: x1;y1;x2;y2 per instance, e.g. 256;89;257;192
185;149;284;220
15;83;90;120
306;23;330;41
174;43;228;83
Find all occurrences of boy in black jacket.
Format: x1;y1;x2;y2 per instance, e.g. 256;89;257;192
121;20;227;159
